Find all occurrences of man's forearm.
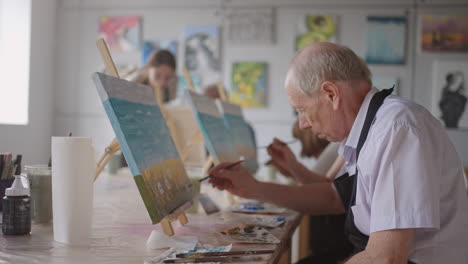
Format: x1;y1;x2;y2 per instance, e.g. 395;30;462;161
290;161;329;184
345;251;373;264
250;181;345;215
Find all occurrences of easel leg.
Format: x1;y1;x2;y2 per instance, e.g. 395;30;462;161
161;219;174;236
178;213;188;225
278;239;292;264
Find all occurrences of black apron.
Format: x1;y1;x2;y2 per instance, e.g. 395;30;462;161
333;88;416;263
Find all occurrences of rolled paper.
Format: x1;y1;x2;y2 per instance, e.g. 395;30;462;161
51;137;94;245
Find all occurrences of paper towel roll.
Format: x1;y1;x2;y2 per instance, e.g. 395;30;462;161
51;137;94;245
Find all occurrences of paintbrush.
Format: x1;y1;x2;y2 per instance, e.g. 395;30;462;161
198;160;244;182
175;249;274;258
162;256;264;263
257;139;298;149
49;132;72;167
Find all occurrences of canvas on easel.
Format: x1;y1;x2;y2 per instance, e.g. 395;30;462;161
216;100;258;174
185;90;239;164
93;72;194;224
164;105;206;167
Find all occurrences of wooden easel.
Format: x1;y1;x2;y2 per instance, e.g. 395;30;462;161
94;38;188;236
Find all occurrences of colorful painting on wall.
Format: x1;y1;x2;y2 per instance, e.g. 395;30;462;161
365;16;406;65
295;15;337;51
93;73;194;224
142;40;178;66
230;62;267;108
183;25;221;87
98;16;141;52
421;14;468;52
432;61;468;129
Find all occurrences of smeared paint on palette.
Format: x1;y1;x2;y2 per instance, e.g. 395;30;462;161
241;214;286;228
218;225;280;244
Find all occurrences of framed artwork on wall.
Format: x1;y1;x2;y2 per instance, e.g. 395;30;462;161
432;61;468;129
421;13;468;53
98;16;141;52
230;62;268;108
365;16;406;65
295;15;338;51
183;25;221;88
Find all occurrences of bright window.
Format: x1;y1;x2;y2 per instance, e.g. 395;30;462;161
0;0;31;125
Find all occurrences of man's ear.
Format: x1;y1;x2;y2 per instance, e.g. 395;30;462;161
320;81;340;110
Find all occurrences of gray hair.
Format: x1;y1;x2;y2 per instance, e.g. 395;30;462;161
290;43;372;96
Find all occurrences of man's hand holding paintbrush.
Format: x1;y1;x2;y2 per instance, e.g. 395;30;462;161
265;138;300;178
208;160;259;199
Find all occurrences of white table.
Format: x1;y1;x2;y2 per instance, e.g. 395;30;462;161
0;169;301;264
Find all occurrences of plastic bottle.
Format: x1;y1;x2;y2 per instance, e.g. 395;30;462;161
2;175;31;235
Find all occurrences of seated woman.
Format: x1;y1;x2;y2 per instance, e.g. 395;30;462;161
267;120;343;183
133;50;177;103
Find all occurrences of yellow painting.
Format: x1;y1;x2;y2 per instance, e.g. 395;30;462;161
230;62;267;108
138;159;194;224
296;15;337;51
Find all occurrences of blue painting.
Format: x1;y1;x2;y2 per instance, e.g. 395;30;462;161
365;16;406;65
185;91;238;164
217;101;258;174
93;73;194;224
142;40;178;66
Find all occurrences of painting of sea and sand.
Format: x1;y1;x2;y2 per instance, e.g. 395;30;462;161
93;72;194;224
217;100;258;174
185;91;239;164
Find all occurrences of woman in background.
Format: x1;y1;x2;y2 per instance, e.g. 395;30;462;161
133;50;177;103
267;120;343;182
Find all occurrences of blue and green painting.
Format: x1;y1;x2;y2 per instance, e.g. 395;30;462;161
218;101;258;174
93;72;194;224
186;91;239;164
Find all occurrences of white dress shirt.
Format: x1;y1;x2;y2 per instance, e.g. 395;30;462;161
338;88;468;263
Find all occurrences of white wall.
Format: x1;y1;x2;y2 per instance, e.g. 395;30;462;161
0;0;57;167
53;0;468;167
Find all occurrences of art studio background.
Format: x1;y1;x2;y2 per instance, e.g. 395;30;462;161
1;0;468;174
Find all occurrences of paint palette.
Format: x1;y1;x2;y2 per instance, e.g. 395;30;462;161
229;201;286;214
240;214;286;228
218;225;280;244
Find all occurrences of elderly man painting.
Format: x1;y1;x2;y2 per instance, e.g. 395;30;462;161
209;42;468;263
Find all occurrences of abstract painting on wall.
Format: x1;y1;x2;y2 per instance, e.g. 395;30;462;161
295;15;337;51
93;73;194;224
421;14;468;52
432;61;468;129
365;16;406;65
183;25;221;87
186;91;239;164
98;16;141;52
230;62;267;108
142;40;178;65
225;7;275;45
